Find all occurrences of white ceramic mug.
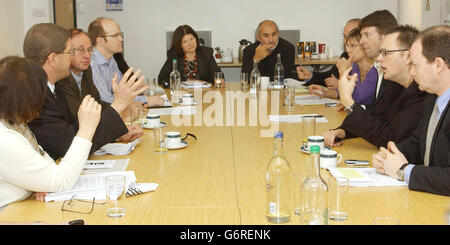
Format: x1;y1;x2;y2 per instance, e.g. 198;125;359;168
260;76;270;90
145;114;160;128
319;149;342;168
307;135;324;151
165;131;181;147
182;93;194;104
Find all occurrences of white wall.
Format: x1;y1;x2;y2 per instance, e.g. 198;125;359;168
0;0;52;58
75;0;398;80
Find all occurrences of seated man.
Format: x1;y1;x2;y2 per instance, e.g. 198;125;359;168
323;25;427;148
297;18;360;88
88;17;163;106
241;20;295;80
372;25;450;196
55;28;142;142
23;23;146;160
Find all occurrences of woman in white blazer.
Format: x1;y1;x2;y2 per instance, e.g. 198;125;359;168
0;56;101;209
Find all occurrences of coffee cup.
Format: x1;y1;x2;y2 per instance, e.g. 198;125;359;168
145;113;160;128
307;135;324;151
260;76;270;90
182;93;194;104
165;131;182;147
319;149;342;168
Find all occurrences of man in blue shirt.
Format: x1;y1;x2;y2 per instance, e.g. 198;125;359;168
88;17;163;106
372;25;450;196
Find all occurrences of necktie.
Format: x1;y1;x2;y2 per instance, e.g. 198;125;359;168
424;103;440;166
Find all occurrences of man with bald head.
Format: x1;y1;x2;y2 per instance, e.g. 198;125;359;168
241;20;296;81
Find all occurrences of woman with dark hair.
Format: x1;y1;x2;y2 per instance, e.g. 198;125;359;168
309;29;377;106
0;56;102;209
158;25;222;87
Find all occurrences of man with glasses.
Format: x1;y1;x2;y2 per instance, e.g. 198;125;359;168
24;23;147;160
372;25;450;196
56;28;144;143
323;25;427;148
88;17;163;106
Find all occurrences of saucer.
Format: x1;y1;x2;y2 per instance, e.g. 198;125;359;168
178;101;198;106
300;145;331;154
167;140;188;150
141;121;166;129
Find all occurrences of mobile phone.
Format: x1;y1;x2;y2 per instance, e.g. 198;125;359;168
345;159;370;166
325;102;338;107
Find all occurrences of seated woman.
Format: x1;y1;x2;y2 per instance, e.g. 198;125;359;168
309;29;377;106
158;25;222;88
0;57;101;209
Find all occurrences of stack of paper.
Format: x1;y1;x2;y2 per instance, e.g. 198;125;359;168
268;114;328;123
93;138;141;156
295;95;339;106
148;106;195;116
327;167;408;187
181;80;211;89
44;171;138;202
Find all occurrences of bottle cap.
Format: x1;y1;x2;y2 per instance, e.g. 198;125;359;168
310;145;320;153
172;59;177;63
274;131;283;138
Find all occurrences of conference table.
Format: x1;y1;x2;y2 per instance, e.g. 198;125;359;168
0;83;448;225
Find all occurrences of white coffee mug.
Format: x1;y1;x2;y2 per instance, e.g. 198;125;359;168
145;114;160;128
165;131;181;147
260;76;270;90
182;93;194;104
319;149;343;168
307;135;324;151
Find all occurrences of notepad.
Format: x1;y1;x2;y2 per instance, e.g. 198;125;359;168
83;159;130;174
327;167;408;187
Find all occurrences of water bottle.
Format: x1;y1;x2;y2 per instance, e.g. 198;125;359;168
273;53;284;89
300;145;328;225
250;59;260;94
266;131;291;223
169;59;181;103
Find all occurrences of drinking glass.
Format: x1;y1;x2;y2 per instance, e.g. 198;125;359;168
284;84;295;111
240;73;248;90
214;72;225;88
153;125;168;154
328;177;349;222
105;175;126;218
301;116;316;147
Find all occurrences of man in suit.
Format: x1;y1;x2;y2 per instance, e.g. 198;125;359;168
23;23;146;160
56;28;143;143
88;17;163;106
372;25;450;196
241;20;295;80
296;18;360;88
323;25;427;148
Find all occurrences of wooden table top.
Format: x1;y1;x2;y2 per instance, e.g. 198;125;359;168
1;83;448;225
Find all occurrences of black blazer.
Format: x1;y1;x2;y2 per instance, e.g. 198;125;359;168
241;37;296;79
56;66;110;119
398;95;450;196
304;51;348;87
339;81;427;148
27;86;128;160
158;46;221;88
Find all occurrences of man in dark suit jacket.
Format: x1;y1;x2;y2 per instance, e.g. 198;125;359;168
23;23;146;160
372;25;450;196
323;26;427;149
56;29;143;143
241;20;295;80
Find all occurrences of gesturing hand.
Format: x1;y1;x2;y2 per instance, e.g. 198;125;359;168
111;67;148;114
77;95;102;141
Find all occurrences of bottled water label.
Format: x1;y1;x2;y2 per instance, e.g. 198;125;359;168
269;202;276;214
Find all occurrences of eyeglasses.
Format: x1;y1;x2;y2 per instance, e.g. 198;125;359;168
59;49;76;56
379;48;409;57
61;195;106;214
73;47;94;55
345;44;360;50
101;32;124;39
